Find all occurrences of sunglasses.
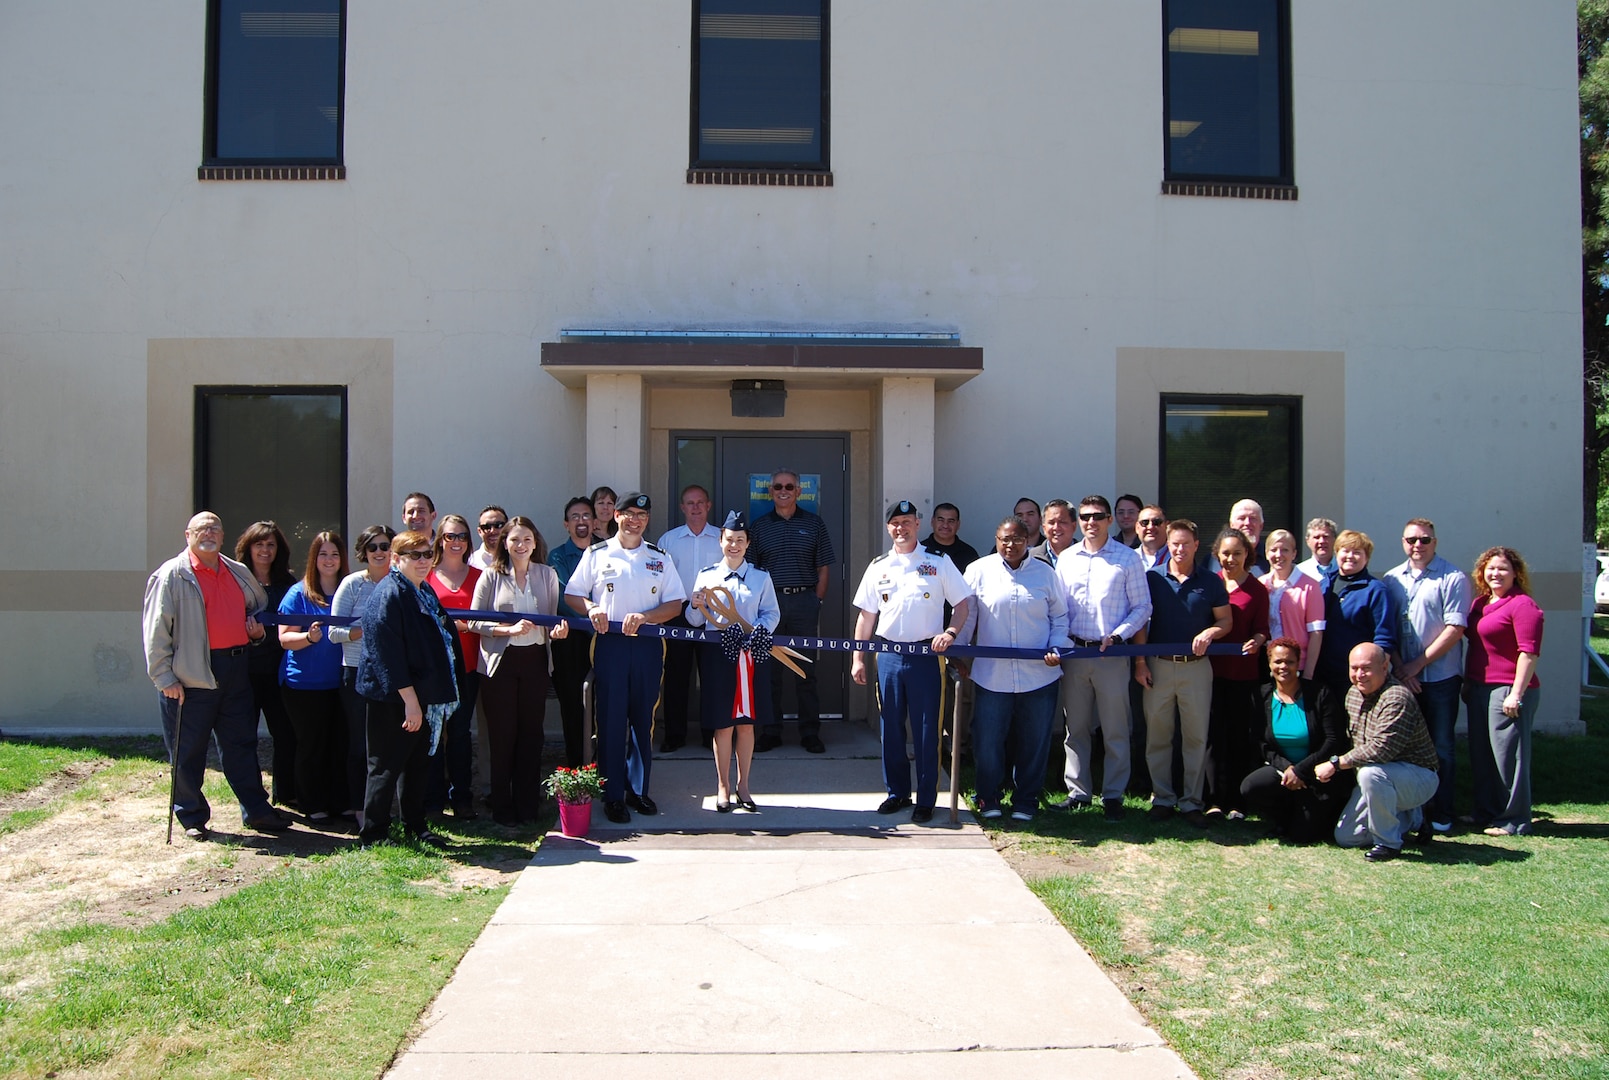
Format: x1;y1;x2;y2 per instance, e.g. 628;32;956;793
396;549;432;561
1137;518;1165;527
365;541;391;553
1403;536;1435;545
772;483;797;491
441;532;471;543
478;521;507;531
1078;512;1108;522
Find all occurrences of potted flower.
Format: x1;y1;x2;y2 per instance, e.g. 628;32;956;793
544;764;604;837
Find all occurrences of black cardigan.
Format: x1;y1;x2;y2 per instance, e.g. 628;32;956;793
1257;679;1350;784
356;572;457;706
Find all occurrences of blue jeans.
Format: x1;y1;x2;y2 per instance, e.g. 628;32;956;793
1334;761;1439;849
1415;675;1462;825
159;649;272;828
972;682;1058;812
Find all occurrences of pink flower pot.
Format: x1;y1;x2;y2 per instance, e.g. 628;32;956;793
558;797;592;838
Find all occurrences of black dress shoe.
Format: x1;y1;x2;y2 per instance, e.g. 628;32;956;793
452;802;479;821
1411;821;1435;847
877;795;913;814
183;824;209;841
911;805;934;824
715;798;733;813
244;810;292;833
737;796;758;813
1364;844;1401;862
756;733;783;753
625;792;658;815
413;830;449;849
800;734;826;754
1103;800;1127;822
603;800;631;823
658;739;685;754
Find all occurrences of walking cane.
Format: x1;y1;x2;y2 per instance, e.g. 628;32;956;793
165;695;182;844
947;664;963;824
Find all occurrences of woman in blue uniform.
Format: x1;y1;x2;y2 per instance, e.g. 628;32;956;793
688;512;780;812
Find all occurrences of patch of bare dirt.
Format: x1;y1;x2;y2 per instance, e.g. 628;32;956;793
0;759;111;816
989;831;1109;881
0;760;355;952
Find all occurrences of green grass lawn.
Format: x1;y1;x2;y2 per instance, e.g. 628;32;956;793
997;692;1609;1080
0;736;537;1080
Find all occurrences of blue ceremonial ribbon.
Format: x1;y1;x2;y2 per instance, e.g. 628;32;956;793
256;608;1245;660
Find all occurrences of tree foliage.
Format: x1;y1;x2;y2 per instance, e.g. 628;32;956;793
1582;1;1609;540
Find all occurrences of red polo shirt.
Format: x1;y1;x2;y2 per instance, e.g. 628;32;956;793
189;550;250;649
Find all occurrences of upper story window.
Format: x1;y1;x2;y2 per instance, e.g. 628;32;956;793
689;0;830;185
1162;0;1293;195
202;0;345;178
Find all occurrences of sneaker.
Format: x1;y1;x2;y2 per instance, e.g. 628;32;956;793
1048;796;1092;812
1430;820;1453;834
978;804;1003;820
1225;809;1246;822
1009;809;1036;823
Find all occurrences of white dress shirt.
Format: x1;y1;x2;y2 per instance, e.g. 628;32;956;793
658;522;724;600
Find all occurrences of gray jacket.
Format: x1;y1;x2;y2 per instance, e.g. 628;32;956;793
143;550;268;691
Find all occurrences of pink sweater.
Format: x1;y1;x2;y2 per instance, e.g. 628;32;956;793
1465;592;1543;688
1258;568;1326;667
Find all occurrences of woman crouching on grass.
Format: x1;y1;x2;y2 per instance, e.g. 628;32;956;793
687;512;779;813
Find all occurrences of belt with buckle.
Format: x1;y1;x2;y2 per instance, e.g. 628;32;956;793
211;646;248;657
1071;636;1110;648
779;586;814;595
1156;653;1203;663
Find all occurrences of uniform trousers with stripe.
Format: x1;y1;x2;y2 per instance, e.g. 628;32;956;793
592;633;665;804
875;644;944;809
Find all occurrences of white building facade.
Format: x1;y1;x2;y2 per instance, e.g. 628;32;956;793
0;1;1585;732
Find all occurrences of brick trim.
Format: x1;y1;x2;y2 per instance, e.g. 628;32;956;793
198;165;346;181
687;169;833;187
1161;180;1297;201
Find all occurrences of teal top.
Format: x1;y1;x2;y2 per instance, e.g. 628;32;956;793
1270;695;1310;762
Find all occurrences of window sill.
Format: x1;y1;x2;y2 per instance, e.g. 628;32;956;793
687;168;832;187
199;165;346;181
1161;180;1296;201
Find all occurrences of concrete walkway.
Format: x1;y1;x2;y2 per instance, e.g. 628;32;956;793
387;723;1195;1079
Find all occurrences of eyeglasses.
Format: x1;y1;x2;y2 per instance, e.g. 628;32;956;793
1403;536;1435;545
188;525;223;536
1078;512;1108;522
442;532;470;543
365;541;391;553
478;521;507;532
772;483;797;492
396;549;432;561
997;536;1028;547
1137;518;1165;527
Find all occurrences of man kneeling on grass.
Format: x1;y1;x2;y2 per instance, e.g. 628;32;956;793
1313;644;1440;862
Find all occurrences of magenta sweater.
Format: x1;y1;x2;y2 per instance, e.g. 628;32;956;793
1465;593;1543;688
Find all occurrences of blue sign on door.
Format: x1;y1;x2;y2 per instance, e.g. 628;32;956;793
749;473;819;522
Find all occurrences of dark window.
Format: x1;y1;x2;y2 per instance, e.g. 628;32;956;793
1163;0;1291;184
691;0;828;170
197;387;347;556
1159;395;1300;538
204;0;345;165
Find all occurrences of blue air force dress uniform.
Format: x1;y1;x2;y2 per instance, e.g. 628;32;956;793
686;512;782;729
564;494;687;806
852;503;973;810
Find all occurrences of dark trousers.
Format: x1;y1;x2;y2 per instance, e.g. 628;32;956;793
661;613;700;746
248;670;297;806
339;667;368;814
359;697;431;843
550;630;592;767
480;645;549;819
281;684;347;816
1416;675;1463;825
427;670;479;813
1241;764;1352;842
876;648;943;809
1207;677;1260;812
159;649;271;829
593;634;663;803
765;590;822;739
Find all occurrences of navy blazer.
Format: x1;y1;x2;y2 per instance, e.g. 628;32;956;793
356;572;457;706
1257;679;1351;786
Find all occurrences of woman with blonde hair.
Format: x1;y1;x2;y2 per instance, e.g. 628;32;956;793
1259;528;1326;681
1463;546;1543;836
1315;530;1396;700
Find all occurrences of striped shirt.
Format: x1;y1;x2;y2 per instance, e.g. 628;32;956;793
748;508;834;589
1054;536;1152;642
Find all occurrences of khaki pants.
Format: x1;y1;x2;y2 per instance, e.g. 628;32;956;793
1143;657;1212;812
